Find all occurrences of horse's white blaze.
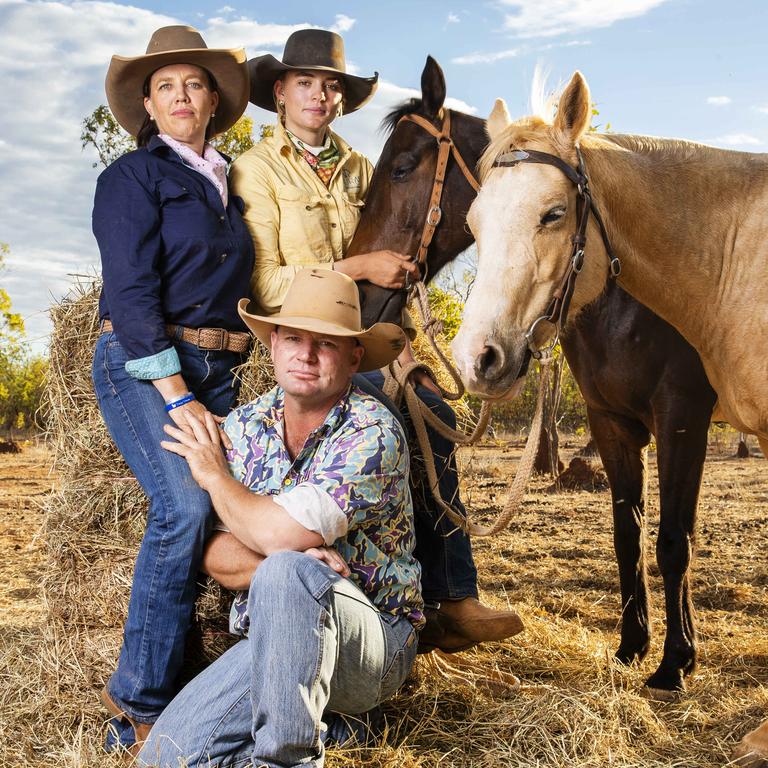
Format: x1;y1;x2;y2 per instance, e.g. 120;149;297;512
453;163;574;397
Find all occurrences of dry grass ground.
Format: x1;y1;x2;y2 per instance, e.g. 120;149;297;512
0;433;765;767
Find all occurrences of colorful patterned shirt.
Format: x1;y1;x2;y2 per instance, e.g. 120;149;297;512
225;383;424;633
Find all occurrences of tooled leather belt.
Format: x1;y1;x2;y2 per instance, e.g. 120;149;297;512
100;320;251;353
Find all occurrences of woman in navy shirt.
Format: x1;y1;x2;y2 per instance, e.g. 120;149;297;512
91;25;253;754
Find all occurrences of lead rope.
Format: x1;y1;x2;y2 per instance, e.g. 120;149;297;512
380;278;550;537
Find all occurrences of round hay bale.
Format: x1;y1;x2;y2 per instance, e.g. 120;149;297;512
33;278;274;758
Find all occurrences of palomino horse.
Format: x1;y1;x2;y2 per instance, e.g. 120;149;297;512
351;57;717;695
451;71;767;765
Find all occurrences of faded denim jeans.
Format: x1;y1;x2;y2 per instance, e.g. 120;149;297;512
138;551;418;768
92;331;244;726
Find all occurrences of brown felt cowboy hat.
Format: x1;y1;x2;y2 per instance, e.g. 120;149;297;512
237;268;405;372
248;29;378;114
106;25;249;137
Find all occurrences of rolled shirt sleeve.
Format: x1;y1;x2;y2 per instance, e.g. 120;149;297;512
273;484;348;544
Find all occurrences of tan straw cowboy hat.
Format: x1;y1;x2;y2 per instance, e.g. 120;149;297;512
238;269;405;372
106;25;249;137
248;29;378;114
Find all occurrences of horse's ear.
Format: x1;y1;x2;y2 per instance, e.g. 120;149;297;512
487;98;512;140
554;71;591;143
421;55;446;117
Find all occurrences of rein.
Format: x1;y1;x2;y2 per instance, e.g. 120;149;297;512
398;110;480;277
377;111;550;538
492;147;621;359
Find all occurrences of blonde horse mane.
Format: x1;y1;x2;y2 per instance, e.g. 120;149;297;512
480;68;730;183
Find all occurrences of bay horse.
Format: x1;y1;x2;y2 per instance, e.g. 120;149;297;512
450;70;768;763
350;57;717;695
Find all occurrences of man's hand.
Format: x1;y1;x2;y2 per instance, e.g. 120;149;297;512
303;546;350;577
161;411;230;492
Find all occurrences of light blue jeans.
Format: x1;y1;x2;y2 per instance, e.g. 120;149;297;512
138;552;418;768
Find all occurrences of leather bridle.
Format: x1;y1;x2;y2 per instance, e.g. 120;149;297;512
397;110;480;282
492;146;622;359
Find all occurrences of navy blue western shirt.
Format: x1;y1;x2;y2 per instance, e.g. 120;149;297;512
92;136;255;379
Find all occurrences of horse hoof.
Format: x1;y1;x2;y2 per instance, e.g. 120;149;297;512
640;685;682;702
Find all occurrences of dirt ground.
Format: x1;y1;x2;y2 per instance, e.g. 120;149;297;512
1;433;766;766
0;443;53;636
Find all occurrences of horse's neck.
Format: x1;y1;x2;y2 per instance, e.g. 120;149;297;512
584;136;768;355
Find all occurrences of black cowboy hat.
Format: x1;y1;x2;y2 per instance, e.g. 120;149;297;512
248;29;378;114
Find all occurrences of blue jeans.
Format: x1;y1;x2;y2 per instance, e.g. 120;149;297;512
138;552;417;768
92;332;245;724
357;371;478;603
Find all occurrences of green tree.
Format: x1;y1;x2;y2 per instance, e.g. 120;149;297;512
0;244;47;432
80;105;134;168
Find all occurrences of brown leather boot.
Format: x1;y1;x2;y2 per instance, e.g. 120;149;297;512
101;686;153;757
733;719;768;768
418;597;524;654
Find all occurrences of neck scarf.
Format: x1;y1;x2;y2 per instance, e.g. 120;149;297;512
159;134;228;207
286;130;341;187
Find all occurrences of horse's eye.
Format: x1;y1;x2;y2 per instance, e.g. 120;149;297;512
391;165;414;182
541;206;566;226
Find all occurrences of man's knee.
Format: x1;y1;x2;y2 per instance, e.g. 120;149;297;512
249;551;338;603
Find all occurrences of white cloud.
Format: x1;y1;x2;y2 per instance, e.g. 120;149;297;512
706;96;731;106
331;14;355;33
452;48;520;65
447;12;460;23
754;104;768;114
538;39;592;50
216;5;235;13
706;133;763;147
499;0;670;38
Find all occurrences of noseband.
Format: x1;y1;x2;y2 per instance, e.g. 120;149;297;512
397;110;480;280
492;147;621;359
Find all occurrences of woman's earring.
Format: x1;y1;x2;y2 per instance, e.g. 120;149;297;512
278;100;285;109
337;102;344;119
149;115;155;121
211;113;216;118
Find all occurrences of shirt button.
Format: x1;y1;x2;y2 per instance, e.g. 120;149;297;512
283;477;292;486
220;253;228;263
305;205;312;211
219;215;226;222
326;194;332;199
331;222;337;228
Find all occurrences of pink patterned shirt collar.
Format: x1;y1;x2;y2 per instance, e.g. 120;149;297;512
158;134;228;207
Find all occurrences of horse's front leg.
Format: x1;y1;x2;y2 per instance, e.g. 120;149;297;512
643;406;710;694
588;408;652;665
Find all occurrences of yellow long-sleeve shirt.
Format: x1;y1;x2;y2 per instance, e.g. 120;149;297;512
230;122;374;315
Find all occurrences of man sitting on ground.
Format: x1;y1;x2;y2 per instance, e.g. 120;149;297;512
138;268;424;768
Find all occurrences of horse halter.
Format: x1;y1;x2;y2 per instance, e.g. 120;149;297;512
397;110;480;281
492;146;622;359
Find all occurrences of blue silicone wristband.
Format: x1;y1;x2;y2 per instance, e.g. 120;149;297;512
165;392;195;412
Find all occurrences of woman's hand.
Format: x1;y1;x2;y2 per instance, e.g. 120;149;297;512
337;251;419;289
153;373;232;448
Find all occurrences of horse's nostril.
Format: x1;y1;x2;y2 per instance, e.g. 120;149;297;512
474;342;506;381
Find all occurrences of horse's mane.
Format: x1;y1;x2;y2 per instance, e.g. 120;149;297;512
381;98;427;134
478;119;717;183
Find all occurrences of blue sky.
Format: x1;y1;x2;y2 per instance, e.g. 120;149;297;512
1;0;767;352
